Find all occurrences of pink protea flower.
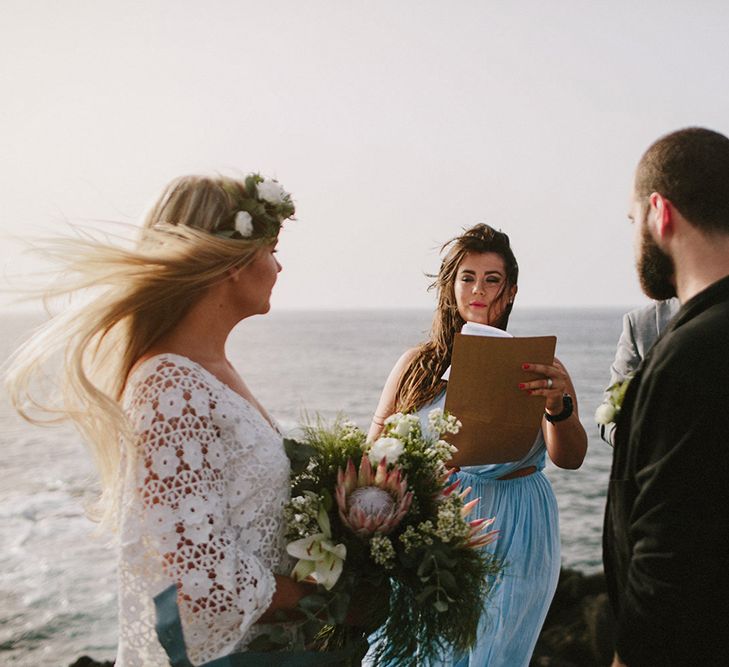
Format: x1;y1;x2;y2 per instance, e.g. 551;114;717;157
336;456;413;538
442;482;499;549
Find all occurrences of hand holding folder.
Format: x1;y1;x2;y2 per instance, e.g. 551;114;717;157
444;333;557;466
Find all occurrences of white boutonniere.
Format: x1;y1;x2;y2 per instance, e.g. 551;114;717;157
595;377;632;425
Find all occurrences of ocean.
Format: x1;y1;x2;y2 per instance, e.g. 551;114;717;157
0;307;626;666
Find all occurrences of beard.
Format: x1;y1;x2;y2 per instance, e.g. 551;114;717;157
637;223;677;300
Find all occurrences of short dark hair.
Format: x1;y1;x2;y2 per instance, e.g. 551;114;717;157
635;127;729;234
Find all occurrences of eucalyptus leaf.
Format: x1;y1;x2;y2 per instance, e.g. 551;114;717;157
438;569;458;595
433;599;449;613
417;556;435;578
330;591;350;624
299;593;328;612
297;479;319;493
283;438;315;474
246;623;290;651
302;617;325;642
244;636;281;651
321;487;333;512
433;549;457;568
415;585;438;603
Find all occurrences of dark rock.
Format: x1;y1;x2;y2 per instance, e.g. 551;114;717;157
68;657;115;667
530;568;615;667
584;593;615;665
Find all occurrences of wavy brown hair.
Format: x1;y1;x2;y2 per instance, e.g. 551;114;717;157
395;224;519;413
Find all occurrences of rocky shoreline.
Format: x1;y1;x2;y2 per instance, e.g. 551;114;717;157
531;567;614;667
69;567;613;667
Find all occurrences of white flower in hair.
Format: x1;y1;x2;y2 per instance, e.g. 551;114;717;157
256;178;287;205
234;211;254;237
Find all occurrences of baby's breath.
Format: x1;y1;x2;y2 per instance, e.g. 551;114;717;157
427;408;462;437
399;521;435;552
370;534;396;569
434;495;471;543
283;491;321;541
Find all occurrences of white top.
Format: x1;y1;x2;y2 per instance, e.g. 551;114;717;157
116;354;293;666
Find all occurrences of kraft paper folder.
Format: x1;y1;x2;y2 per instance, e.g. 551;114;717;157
444;333;557;466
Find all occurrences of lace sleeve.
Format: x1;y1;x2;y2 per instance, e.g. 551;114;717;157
127;360;277;656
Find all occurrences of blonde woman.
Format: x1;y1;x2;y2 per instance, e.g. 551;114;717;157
369;224;587;667
5;175;313;665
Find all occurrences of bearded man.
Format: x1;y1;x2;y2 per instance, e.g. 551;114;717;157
604;127;729;667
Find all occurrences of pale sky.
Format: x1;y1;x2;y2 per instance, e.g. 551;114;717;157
2;0;728;311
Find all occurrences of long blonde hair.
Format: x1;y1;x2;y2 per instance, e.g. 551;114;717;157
395;224;519;413
4;174;291;528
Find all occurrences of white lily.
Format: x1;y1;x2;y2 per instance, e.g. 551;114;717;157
286;506;346;590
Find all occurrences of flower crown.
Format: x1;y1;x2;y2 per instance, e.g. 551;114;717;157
214;174;295;241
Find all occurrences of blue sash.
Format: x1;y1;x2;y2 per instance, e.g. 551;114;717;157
153;585;366;666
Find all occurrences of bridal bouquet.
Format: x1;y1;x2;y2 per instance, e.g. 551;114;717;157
278;409;501;665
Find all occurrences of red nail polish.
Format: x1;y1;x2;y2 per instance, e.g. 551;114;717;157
522;363;530;369
518;383;525;389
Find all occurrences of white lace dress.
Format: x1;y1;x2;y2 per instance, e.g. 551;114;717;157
116;354;293;666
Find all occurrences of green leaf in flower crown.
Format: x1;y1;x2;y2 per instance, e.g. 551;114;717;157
244;174;261;196
252;201;268;219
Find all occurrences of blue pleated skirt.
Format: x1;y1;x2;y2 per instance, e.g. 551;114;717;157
444;467;560;667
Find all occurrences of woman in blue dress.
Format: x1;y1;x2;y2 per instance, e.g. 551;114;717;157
368;224;587;667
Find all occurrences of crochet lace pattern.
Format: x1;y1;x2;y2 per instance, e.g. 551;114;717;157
116;354;292;666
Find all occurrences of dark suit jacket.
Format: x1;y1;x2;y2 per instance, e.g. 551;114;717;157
603;275;729;666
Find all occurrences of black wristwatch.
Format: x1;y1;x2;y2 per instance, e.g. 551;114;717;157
544;394;573;423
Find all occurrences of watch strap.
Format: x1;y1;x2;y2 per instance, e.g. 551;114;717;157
544;394;573;423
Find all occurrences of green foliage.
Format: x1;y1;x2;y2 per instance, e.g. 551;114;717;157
372;545;502;666
608;377;632;406
283;437;316;475
289;417;366;497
